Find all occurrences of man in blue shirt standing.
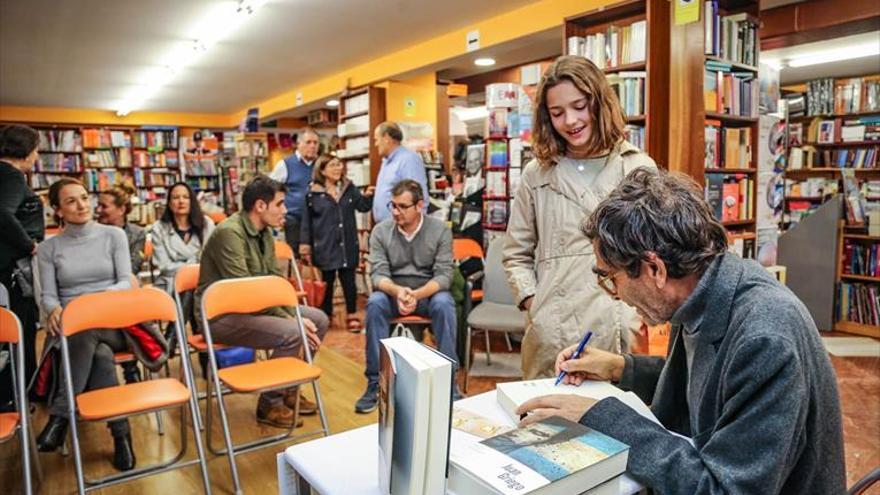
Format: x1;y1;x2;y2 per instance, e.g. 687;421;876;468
371;122;429;223
270;128;320;254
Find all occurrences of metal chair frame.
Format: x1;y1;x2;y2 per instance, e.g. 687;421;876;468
0;307;42;495
59;288;211;494
200;275;330;495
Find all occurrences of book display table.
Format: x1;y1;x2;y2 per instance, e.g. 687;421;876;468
277;391;644;495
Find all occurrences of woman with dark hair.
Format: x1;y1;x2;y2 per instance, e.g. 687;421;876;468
503;55;657;379
300;155;373;330
0;124;43;412
149;182;215;324
96;182;145;275
36;178;168;471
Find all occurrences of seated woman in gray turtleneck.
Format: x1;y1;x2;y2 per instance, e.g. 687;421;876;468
35;178;137;472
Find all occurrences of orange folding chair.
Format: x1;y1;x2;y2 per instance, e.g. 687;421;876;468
207;211;228;225
59;288;211;494
200;275;329;494
173;263;231;431
0;307;41;495
274;239;310;305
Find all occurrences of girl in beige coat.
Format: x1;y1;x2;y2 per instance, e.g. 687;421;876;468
503;56;656;378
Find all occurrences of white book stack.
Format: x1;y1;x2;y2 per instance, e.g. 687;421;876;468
378;337;454;495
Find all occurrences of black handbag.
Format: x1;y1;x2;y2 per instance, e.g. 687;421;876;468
11;256;35;299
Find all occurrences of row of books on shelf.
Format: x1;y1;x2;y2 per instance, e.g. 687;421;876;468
29;173;69;190
703;3;758;67
843;241;880;278
82;128;132;149
37;129;81;152
235;139;267;158
565;19;646;69
706;173;754;222
785;200;818;226
338;136;370;158
133;149;179;168
84;149;126;168
607;72;646;117
704;61;758;118
837;282;880;327
704;122;751;169
785;178;838;198
788;146;879;170
346;160;371;187
186;176;221;191
183;154;220;176
132;129;178;150
342;92;370;115
338;114;370;137
132;169;179;188
83;169;128;192
624;125;645;151
792;116;880;145
37;153;81;173
417;150;443;165
803;77;880;116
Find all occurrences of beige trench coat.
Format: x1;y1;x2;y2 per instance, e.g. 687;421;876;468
503;141;657;378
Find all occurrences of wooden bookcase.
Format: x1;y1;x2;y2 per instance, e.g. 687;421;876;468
667;0;760;242
20;123;181;226
563;0;671;166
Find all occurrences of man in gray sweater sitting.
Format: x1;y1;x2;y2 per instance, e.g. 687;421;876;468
517;169;846;494
355;179;459;413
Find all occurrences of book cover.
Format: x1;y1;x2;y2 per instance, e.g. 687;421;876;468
451;416;628;495
378;342;397;494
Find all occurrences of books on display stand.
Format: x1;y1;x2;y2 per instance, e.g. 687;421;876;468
378;337;453;495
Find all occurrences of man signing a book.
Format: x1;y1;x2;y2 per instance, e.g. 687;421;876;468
516;168;846;494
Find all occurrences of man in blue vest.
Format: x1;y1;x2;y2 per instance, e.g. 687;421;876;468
372;122;429;223
269;128;320;254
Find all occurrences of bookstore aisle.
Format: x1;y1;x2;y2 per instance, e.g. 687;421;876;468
1;0;879;493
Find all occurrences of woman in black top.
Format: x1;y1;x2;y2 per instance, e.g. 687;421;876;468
300;155;373;330
0;124;44;411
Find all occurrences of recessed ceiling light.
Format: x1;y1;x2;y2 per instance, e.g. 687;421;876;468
474;57;496;67
786;42;880;68
326;99;339;108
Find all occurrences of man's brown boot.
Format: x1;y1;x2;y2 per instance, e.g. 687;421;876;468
256;404;303;428
285;390;317;415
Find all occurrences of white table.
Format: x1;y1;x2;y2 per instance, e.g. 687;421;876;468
278;391;643;494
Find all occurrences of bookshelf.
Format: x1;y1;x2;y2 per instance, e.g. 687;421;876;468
782;76;880;336
233;132;269;189
563;0;670;164
667;0;760;244
16;124;182;226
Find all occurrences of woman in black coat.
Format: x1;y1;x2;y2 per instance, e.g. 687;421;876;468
300;155;373;330
0;124;44;411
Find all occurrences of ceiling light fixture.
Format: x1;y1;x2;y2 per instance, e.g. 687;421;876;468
474;57;496;67
326;99;339;108
786;42;880;68
115;0;269;116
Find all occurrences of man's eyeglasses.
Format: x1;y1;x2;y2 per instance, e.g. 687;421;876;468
387;201;417;212
593;267;620;297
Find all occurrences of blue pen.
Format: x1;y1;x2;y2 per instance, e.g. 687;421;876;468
554;330;593;386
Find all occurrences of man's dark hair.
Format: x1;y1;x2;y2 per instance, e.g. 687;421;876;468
391;179;423;204
0;124;40;159
376;121;403;142
242;175;287;212
582;168;728;279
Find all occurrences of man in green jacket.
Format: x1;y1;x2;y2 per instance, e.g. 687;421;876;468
196;175;329;428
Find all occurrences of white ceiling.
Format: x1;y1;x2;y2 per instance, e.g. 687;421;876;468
0;0;538;114
763;31;880;84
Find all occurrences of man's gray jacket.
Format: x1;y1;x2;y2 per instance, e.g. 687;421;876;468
581;253;846;494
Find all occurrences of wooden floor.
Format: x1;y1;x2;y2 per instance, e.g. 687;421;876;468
2;318;878;493
0;344;377;495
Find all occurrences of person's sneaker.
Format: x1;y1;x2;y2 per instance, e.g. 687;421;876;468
256;404;303;428
354;382;379;414
284;391;317;415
